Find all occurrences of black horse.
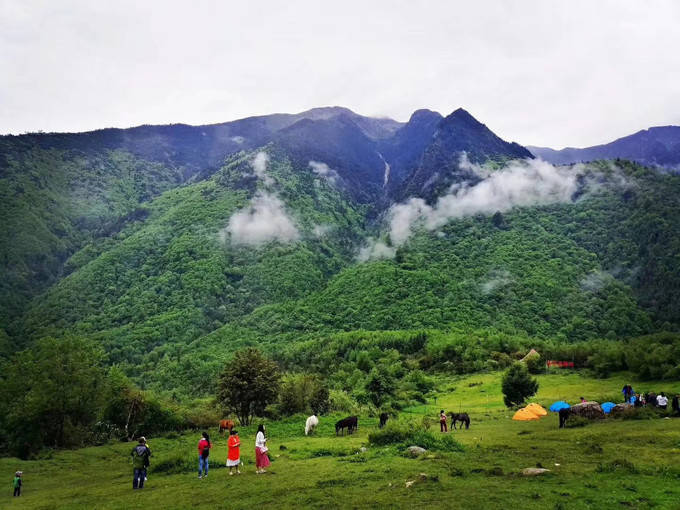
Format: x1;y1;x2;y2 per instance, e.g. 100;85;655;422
559;408;570;428
335;416;358;435
379;413;389;428
450;413;470;430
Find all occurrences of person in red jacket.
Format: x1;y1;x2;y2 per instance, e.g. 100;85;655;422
227;429;241;475
197;432;211;479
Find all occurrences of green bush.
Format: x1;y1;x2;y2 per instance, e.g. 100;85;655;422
367;420;462;452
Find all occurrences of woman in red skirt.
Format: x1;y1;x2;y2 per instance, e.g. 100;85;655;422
255;424;270;474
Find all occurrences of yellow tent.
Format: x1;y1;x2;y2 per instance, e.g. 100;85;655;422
512;408;540;421
525;403;547;417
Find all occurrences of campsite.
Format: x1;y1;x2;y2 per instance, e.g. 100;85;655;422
2;370;679;510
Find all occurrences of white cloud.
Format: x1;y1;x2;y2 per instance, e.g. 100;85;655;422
387;157;584;248
252;151;274;186
357;238;396;262
313;224;332;237
223;191;300;246
309;161;340;185
481;269;513;294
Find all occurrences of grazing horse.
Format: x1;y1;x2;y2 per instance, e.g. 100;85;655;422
379;412;389;428
219;419;235;434
450;413;470;430
335;416;358;436
305;415;319;436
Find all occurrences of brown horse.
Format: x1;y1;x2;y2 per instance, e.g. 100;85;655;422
219;419;235;434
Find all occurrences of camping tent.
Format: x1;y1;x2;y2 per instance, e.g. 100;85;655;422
512;408;540;421
520;349;540;362
549;401;570;412
601;402;616;414
525;403;548;417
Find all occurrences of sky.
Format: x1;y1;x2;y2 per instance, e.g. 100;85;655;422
1;0;679;147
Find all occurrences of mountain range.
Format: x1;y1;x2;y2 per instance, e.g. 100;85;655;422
528;126;680;170
1;106;679;395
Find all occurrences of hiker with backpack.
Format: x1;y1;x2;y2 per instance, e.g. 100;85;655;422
12;471;22;497
198;432;212;479
131;437;151;489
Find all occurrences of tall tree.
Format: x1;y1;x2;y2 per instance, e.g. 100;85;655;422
501;362;539;407
218;348;279;425
0;336;105;457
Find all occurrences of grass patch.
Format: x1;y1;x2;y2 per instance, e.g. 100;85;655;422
367;421;463;452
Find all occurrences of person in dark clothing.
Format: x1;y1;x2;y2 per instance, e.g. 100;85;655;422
131;437;151;489
672;395;680;416
12;471;22;497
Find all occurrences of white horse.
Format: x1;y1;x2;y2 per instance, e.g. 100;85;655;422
305;414;319;436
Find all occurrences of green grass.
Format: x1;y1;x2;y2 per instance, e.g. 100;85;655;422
2;371;680;509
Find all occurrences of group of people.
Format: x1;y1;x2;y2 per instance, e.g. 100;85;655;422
621;384;680;412
129;425;272;489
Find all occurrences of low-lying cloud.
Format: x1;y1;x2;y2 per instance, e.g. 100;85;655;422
481;269;513;294
309;160;340;185
359;156;590;261
252;151;274;186
224;191;300;246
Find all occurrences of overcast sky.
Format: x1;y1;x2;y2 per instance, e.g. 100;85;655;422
1;1;679;147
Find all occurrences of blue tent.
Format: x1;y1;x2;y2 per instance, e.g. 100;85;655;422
549;401;570;412
601;402;616;414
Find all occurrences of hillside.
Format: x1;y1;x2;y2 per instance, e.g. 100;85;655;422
1;107;680;397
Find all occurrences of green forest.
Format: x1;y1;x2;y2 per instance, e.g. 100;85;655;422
1;133;680;455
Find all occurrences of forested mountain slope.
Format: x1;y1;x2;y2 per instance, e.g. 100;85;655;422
2;107;679;398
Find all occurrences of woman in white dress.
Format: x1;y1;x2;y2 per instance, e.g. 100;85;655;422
255;424;270;474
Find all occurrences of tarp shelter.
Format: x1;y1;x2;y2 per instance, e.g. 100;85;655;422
525;403;548;416
512;408;540;421
521;349;540;362
601;402;616;414
549;401;570;412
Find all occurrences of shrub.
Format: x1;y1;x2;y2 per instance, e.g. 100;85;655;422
501;363;539;407
151;453;195;474
367;420;463;452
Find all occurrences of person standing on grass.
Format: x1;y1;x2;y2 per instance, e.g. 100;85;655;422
657;392;668;410
439;410;448;432
198;432;212;479
671;395;680;415
227;429;241;475
131;437;151;489
255;424;270;474
12;471;22;497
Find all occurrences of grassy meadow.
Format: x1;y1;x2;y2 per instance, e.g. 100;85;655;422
2;370;680;510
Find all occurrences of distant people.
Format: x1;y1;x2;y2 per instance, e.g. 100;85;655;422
227;429;241;475
672;395;680;415
198;432;212;479
255;424;270;474
440;410;448;432
143;437;151;481
647;392;657;408
580;397;586;403
657;392;668;410
622;385;631;403
12;471;22;497
634;393;643;408
131;437;151;489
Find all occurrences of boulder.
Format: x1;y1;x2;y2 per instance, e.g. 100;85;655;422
406;446;427;457
570;402;605;419
522;468;551;476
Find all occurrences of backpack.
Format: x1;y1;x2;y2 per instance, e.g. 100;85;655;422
201;442;210;459
132;445;148;469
